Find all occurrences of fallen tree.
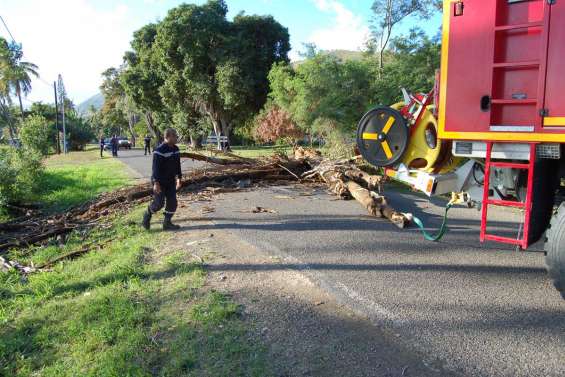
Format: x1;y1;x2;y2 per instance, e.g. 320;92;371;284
0;149;413;272
295;148;411;228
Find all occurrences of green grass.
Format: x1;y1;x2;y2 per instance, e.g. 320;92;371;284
0;207;269;377
36;150;132;213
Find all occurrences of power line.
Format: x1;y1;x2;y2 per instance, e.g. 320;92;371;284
36;76;54;89
0;15;16;42
1;15;63;106
0;15;58;100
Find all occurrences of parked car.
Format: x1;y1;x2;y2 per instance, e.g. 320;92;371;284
117;137;132;150
103;138;112;150
104;137;132;150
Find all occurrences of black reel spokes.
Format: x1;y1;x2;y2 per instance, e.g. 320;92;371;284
356;107;409;167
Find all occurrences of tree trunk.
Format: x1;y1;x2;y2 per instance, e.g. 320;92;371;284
189;133;203;150
7;123;17;143
220;117;232;152
128;113;136;147
1;98;18;144
16;85;25;119
145;112;161;146
211;117;222;151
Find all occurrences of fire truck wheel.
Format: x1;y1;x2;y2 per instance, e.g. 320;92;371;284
545;202;565;300
518;159;560;244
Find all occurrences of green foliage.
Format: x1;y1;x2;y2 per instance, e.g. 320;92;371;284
268;55;376;137
369;0;440;69
19;114;54;155
65;116;96;151
267;30;441;151
0;147;43;208
376;29;441;105
0;100;20;142
119;0;290;145
99;67;130;137
0;37;39;116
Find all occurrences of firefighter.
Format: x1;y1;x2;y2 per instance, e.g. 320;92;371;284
144;134;152;156
142;128;182;231
99;136;105;158
110;135;119;157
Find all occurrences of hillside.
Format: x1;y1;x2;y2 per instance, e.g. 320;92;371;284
292;49;366;67
77;93;104;115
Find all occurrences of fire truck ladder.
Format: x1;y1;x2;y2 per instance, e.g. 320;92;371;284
480;142;536;249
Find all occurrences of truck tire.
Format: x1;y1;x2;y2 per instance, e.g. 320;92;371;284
545;202;565;299
518;159;560;244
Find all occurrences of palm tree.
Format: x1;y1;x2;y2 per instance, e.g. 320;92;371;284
0;40;39;118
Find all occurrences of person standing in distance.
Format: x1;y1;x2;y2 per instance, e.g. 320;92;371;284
99;136;105;158
142;128;182;231
144;134;152;156
111;134;119;157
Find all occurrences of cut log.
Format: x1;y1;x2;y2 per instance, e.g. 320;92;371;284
344;169;384;193
345;181;382;217
381;205;410;229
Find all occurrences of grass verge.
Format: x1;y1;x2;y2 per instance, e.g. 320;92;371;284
0;206;269;376
36;149;132;213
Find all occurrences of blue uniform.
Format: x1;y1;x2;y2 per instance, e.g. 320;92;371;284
149;143;182;218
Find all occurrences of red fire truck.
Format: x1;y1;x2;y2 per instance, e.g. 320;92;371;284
356;0;565;298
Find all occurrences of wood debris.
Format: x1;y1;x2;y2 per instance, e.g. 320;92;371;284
0;148;413;272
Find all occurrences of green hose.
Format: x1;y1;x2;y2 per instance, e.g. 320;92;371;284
412;203;453;242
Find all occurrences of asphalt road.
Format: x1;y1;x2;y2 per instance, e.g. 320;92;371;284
120;150;565;377
116;148;209;180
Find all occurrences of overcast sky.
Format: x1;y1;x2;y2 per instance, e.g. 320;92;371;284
1;0;441;106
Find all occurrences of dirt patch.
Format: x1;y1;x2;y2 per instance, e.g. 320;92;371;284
160;202;455;377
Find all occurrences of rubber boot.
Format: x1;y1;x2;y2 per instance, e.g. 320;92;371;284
142;209;152;230
163;215;180;231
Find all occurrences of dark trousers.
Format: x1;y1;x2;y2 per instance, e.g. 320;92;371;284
148;184;177;218
144;144;151;155
100;146;104;157
112;145;118;156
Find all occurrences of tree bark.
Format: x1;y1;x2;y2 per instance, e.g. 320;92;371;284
220;118;232;152
345;181;383;217
128;113;136;147
17;85;25;119
145;112;161;146
189;133;203;149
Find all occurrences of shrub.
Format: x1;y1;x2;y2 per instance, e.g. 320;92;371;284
254;105;303;145
19;115;54;156
312;118;355;159
66;117;95;151
0;147;43;208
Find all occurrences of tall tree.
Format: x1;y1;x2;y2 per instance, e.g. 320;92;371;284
0;97;17;142
154;1;231;147
268;54;376;135
122;23;165;142
99;67;133;140
370;0;439;70
154;0;290;148
0;39;39;117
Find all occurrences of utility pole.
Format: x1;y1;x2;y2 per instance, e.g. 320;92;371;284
57;74;67;153
53;81;61;154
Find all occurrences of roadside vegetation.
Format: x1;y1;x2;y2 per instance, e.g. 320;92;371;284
0;147;131;220
0;207;269;376
39;148;131;213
